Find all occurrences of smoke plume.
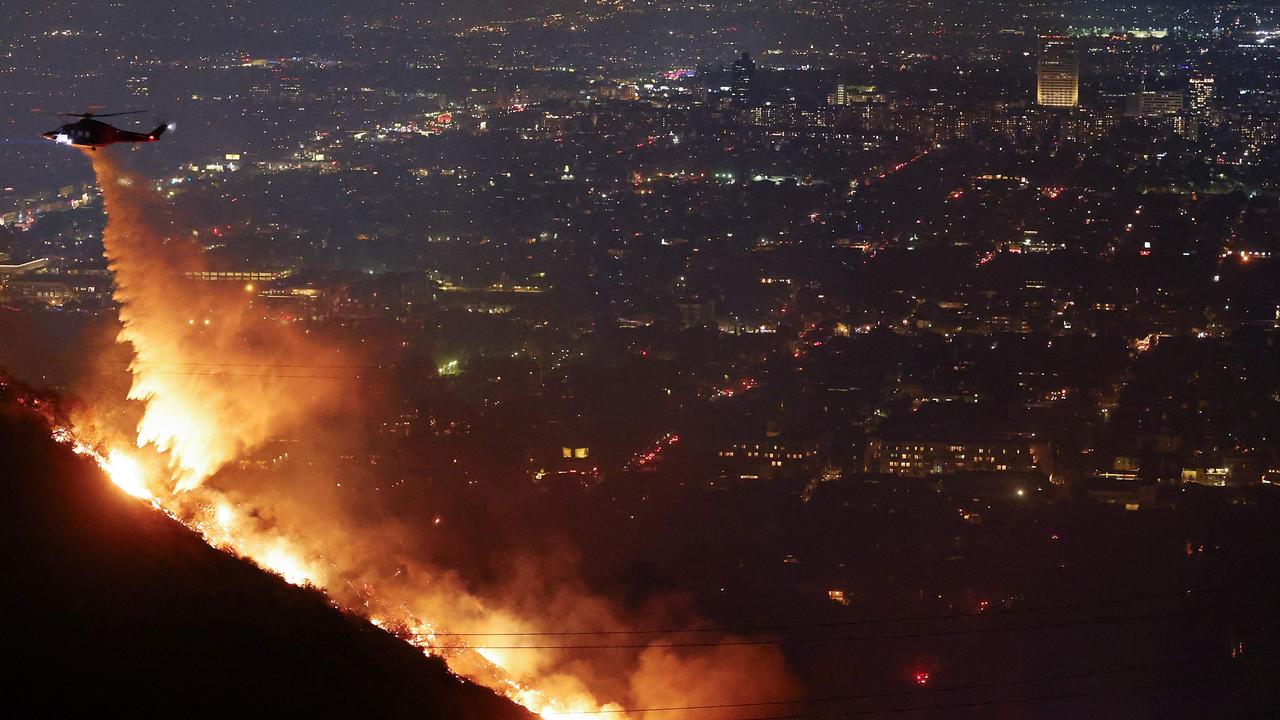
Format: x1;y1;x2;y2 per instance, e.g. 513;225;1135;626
81;150;799;717
91;151;352;491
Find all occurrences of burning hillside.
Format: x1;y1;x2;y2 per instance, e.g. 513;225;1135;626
91;151;355;492
0;378;536;719
18;150;799;719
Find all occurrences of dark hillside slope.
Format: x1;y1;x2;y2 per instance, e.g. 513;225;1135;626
0;387;535;720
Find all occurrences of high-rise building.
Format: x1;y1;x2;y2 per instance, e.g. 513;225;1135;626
1188;75;1215;119
731;52;756;105
1037;36;1079;108
1124;91;1184;117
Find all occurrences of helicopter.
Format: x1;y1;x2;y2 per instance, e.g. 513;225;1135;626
41;111;171;150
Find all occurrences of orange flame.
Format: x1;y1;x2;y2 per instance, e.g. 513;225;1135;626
79;150;626;717
101;449;153;500
89;151;351;492
68;150;796;720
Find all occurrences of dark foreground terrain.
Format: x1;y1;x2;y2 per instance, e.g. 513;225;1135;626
0;379;534;720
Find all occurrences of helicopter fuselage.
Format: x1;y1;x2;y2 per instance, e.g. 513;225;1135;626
42;117;167;149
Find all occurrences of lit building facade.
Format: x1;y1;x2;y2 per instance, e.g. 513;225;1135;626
1037;36;1079;108
866;438;1051;478
829;83;880;106
1125;91;1183;118
731;52;756;106
1188;75;1215;119
718;438;822;480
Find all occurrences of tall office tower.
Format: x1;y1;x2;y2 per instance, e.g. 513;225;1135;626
1189;75;1215;119
731;52;756;105
1037;36;1079;108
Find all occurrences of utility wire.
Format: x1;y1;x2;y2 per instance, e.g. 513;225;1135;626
417;584;1260;637
701;669;1268;720
70;367;377;381
30;363;704;384
417;602;1265;649
29;356;729;371
536;650;1276;716
23;356;755;381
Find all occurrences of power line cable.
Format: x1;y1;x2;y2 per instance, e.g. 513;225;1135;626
417;602;1266;650
536;650;1276;716
707;670;1269;720
418;584;1263;637
23;356;763;380
26;361;719;384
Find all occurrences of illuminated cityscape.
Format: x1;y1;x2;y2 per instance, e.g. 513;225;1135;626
2;0;1280;717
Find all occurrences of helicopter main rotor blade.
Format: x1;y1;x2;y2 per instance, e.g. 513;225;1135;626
51;110;148;118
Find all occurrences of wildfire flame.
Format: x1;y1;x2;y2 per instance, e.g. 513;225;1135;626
101;449;152;500
71;151;629;718
50;414;624;718
90;151;352;493
48;150;795;720
49;421;156;504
